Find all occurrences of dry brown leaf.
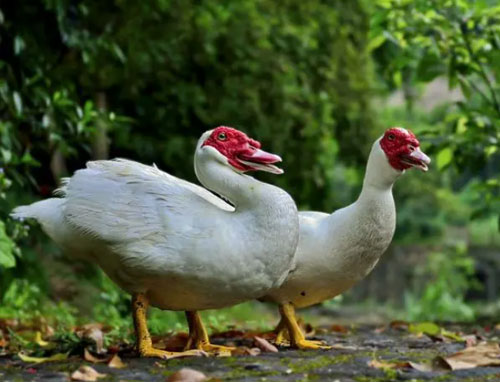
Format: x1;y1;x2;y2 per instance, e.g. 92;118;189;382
83;348;108;364
330;343;358;350
330;324;349;333
107;354;126;369
167;368;207;382
439;342;500;370
211;330;246;339
408;361;434;372
78;323;106;331
71;365;107;381
44;325;55;337
154;332;189;351
253;336;278;353
77;327;105;354
390;320;409;330
231;346;261;356
368;359;431;372
463;335;478;348
368;359;407;370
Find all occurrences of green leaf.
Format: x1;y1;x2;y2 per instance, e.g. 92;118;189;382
18;351;68;364
112;43;126;63
0;220;16;269
368;34;386;52
436;147;453;170
409;322;441;336
12;91;23;115
14;36;25;55
393;71;402;87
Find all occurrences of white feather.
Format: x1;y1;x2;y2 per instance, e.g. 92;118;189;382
12;149;298;312
264;138;402;308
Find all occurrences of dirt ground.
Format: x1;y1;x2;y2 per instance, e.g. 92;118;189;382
1;323;500;382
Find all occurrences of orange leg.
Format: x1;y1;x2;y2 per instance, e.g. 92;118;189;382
132;293;204;359
184;311;235;356
278;302;331;350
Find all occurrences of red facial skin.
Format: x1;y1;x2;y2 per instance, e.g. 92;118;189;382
202;126;263;172
379;127;421;171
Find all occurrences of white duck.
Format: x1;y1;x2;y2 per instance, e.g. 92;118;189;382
257;127;430;350
11;126;299;358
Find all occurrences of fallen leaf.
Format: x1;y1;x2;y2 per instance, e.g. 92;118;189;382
330;343;358;350
77;327;105;354
18;351;68;364
439;342;500;370
253;336;278;353
211;330;246;339
441;329;464;342
231;346;261;356
464;335;478;348
78;323;106;332
330;324;349;333
389;320;409;330
154;332;189;351
368;359;431;372
167;368;206;382
368;359;408;370
44;325;55;337
107;354;126;369
83;348;108;363
409;322;441;336
71;365;107;381
34;331;49;347
408;361;434;372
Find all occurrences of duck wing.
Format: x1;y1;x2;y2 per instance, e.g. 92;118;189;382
61;158;233;244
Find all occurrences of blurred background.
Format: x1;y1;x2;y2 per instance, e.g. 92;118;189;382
0;0;499;338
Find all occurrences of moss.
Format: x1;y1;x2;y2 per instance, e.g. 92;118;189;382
462;375;500;382
284;354;355;373
220;365;280;380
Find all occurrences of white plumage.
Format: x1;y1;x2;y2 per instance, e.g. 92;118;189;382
264;139;398;308
256;128;430;349
12;130;299;313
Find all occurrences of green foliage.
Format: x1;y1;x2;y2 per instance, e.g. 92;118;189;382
404;243;478;322
35;0;374;208
0;220;15;268
0;0;498;328
0;0;376;325
0;279;76;327
371;0;500;223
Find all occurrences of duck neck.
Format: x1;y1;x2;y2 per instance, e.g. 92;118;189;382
194;153;274;210
357;139;401;204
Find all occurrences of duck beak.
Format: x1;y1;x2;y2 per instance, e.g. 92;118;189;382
237;149;284;174
402;147;431;172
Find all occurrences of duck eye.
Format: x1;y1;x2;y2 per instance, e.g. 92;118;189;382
218;132;227;141
388;134;395;141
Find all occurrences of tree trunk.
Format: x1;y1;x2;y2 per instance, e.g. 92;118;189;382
92;92;109;160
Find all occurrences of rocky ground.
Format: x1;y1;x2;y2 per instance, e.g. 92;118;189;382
2;322;500;382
